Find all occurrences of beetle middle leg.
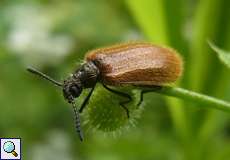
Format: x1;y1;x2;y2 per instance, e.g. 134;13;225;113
103;84;132;118
138;86;162;106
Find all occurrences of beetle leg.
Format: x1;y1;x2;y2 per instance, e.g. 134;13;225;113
137;90;152;107
103;84;131;118
79;84;96;113
119;99;131;118
137;86;162;106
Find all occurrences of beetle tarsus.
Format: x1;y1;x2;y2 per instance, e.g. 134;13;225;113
120;103;130;118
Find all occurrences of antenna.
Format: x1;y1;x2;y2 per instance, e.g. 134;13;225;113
27;67;62;87
27;67;84;141
71;101;84;141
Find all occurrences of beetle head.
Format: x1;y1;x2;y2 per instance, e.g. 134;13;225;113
63;76;83;103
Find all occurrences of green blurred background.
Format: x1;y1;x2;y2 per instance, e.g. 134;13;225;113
0;0;230;160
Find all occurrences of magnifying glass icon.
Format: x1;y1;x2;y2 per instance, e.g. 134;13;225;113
3;141;18;157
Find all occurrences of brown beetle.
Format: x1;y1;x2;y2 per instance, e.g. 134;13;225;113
27;42;183;141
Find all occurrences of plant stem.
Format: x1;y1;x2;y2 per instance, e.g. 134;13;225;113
154;86;230;112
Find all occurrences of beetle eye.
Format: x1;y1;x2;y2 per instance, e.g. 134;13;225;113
70;86;81;98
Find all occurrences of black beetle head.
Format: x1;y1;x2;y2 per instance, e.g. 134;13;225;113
63;77;83;103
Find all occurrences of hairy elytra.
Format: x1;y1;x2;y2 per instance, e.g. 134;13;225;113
27;42;183;141
86;42;183;86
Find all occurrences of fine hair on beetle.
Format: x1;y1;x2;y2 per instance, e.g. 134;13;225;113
27;42;183;141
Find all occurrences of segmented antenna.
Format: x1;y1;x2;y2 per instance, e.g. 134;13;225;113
27;67;62;87
27;67;84;141
71;101;84;141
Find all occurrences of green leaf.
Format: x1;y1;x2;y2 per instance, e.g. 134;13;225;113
208;41;230;69
79;84;142;132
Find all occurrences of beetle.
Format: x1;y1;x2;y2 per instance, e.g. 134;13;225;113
27;42;183;141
